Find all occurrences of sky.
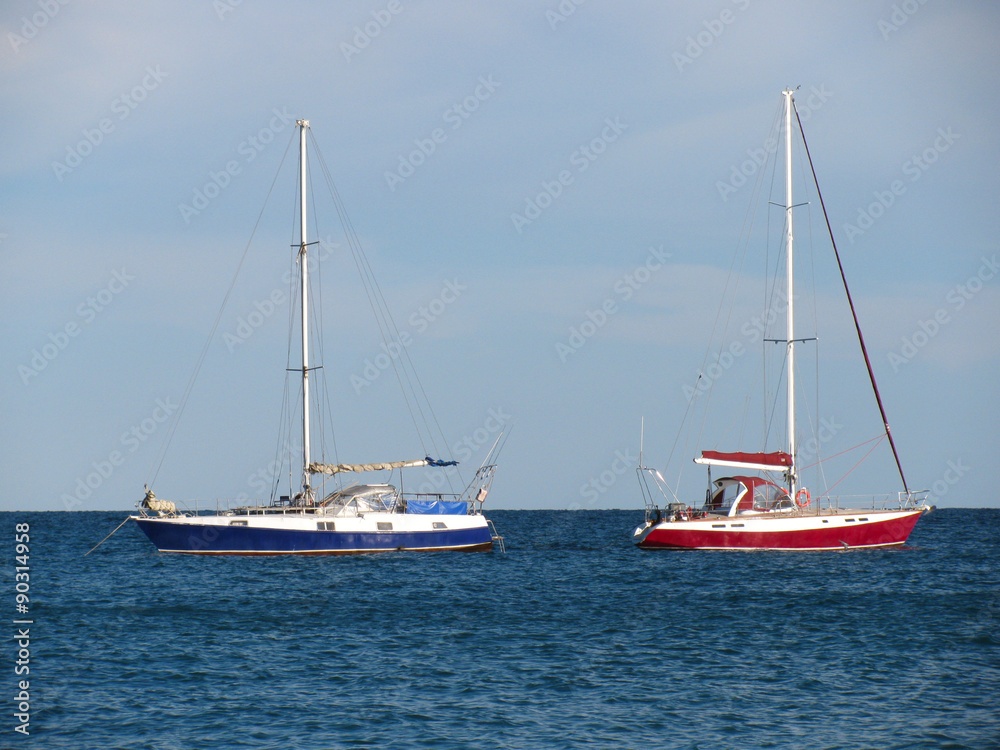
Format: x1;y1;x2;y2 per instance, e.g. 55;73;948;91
1;0;997;512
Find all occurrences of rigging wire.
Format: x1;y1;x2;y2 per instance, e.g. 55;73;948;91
305;164;343;491
793;103;911;495
269;373;294;503
307;132;463;490
311;142;428;455
269;188;302;503
798;433;886;472
795;132;825;495
147;122;468;503
271;147;309;502
305;163;343;489
688;101;784;456
814;435;887;501
146;131;296;491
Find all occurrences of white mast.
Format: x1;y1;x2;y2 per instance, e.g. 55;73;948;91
298;119;312;501
782;90;797;496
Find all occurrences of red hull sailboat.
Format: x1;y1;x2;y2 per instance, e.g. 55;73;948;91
634;468;925;551
633;90;929;551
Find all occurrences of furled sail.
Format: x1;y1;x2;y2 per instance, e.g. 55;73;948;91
308;456;459;475
694;450;793;472
141;486;177;516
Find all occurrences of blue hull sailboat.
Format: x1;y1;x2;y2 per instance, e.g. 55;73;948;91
132;120;501;555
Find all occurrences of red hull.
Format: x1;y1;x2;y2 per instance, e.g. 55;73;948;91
636;509;924;551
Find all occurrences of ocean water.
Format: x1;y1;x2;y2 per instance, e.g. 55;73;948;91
4;508;998;749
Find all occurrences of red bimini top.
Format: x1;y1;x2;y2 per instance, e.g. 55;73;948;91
706;475;792;514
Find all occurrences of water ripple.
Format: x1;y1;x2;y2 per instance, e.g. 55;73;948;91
5;509;998;749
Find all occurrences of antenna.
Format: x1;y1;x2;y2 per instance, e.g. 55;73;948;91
639;416;645;468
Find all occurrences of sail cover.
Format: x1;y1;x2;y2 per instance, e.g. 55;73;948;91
308;457;459;475
309;459;428;475
694;451;793;472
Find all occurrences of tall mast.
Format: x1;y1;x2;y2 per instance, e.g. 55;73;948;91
782;90;797;496
298;119;312;500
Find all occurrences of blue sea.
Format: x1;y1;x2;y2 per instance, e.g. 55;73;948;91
4;509;999;749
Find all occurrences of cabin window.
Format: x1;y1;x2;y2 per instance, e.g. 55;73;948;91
229;520;248;526
708;482;745;513
317;522;335;531
753;483;791;510
377;522;393;531
432;522;447;529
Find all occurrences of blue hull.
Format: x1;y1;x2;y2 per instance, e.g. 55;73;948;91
133;518;493;555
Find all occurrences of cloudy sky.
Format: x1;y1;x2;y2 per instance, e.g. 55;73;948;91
2;1;997;512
